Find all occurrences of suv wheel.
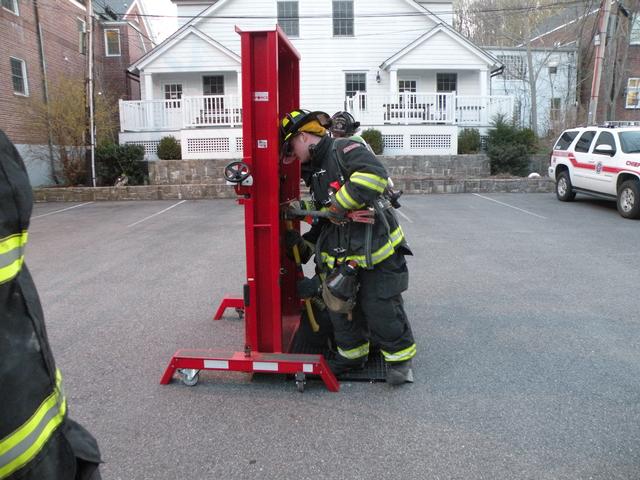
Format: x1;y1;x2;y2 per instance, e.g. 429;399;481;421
556;171;576;201
617;180;640;219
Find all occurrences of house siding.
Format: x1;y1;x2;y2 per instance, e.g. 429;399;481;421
145;33;240;72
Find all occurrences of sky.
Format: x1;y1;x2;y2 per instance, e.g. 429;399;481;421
141;0;178;43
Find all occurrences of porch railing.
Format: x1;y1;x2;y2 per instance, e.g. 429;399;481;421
119;95;242;132
182;95;242;128
346;93;513;126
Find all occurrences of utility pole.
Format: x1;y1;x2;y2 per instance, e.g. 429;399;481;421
33;0;59;184
88;0;96;187
587;0;612;125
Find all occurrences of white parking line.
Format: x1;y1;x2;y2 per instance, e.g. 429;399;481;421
32;202;94;219
472;193;547;219
127;200;187;227
395;209;413;223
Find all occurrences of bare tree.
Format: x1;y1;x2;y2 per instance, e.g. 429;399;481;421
602;0;639;120
455;0;599;133
28;76;118;185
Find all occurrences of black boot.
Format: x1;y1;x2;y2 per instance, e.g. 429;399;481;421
385;359;414;386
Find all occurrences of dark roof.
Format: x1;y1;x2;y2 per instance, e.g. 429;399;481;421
530;1;598;39
93;0;133;20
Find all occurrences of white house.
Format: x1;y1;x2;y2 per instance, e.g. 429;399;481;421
120;0;514;159
488;46;577;136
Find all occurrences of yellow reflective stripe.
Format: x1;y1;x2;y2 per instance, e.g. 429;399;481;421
0;370;66;479
0;231;28;255
350;172;387;194
0;231;28;285
320;227;404;269
335;186;364;210
0;258;24;285
381;344;417;362
321;226;404;269
338;342;370;360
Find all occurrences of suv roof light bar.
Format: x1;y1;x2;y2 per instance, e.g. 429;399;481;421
600;121;640;128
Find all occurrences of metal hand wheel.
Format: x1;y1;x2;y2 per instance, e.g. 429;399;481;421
224;161;251;183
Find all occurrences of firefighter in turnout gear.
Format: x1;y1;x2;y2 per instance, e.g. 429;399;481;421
0;130;102;479
281;110;416;385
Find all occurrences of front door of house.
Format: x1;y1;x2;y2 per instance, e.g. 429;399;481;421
202;75;225;123
398;79;418;120
436;73;457;121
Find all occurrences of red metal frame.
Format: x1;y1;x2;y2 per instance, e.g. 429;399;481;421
213;296;243;321
161;26;338;392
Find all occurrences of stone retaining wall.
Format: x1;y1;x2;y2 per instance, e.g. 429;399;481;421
33;178;554;202
148;154;549;186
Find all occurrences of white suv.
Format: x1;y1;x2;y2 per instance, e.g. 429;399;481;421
549;124;640;219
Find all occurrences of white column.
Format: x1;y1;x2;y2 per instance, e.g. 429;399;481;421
142;73;154;130
143;72;154;100
479;69;488;125
389;69;398;95
479;69;488;97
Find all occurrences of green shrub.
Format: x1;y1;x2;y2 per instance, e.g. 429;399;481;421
157;135;181;160
458;128;481;154
96;142;147;186
360;128;384;155
486;115;538;176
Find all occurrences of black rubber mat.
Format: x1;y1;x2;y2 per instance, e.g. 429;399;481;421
339;350;387;382
290;333;387;382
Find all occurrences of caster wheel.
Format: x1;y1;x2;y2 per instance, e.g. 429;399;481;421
235;307;244;319
294;372;306;393
179;369;200;386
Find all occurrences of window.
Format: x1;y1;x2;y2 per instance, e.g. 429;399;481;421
203;75;224;95
436;73;457;92
1;0;18;15
277;1;299;37
513;99;522;126
345;72;366;109
625;78;640;109
554;131;578;151
10;57;28;96
164;83;182;108
77;18;87;54
631;15;640;45
399;80;417;107
550;98;561;121
548;65;558;75
333;1;354;37
497;55;526;80
574;131;596;153
398;80;416;93
593;131;616;155
105;29;121;56
619;131;640;153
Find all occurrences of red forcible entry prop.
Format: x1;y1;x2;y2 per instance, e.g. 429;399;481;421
161;26;339;392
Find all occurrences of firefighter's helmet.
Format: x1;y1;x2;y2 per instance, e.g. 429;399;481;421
330;111;360;137
280;109;331;142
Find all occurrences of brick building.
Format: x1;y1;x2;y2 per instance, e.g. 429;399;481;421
529;2;640;125
1;0;155;186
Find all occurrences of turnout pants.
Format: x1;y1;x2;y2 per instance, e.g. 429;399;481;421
329;252;416;364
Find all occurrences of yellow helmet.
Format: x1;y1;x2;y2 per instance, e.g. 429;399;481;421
280;109;331;142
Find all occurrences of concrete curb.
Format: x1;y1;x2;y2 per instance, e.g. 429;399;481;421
33;178;554;202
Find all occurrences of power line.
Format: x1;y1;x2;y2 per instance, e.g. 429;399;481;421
80;0;591;20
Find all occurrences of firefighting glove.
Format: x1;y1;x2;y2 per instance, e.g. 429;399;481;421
285;229;313;264
327;198;348;225
297;276;322;299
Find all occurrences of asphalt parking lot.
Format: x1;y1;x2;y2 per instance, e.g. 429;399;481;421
27;193;640;480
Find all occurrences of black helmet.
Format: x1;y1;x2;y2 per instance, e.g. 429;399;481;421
330;111;360;137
